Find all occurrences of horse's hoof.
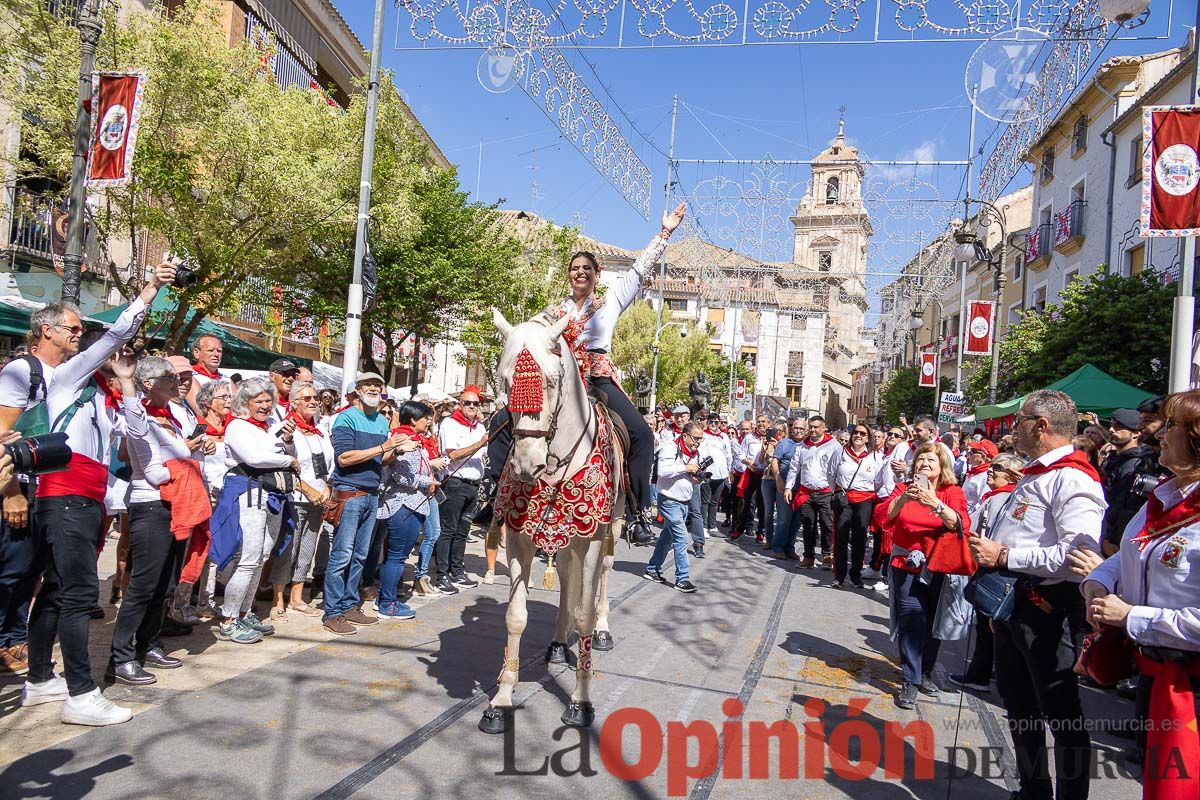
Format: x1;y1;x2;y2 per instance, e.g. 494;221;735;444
546;641;572;665
479;706;513;735
592;630;614;651
561;702;595;728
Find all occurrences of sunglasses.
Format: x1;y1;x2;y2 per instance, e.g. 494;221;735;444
462;401;481;407
887;432;903;438
852;430;869;436
55;324;84;335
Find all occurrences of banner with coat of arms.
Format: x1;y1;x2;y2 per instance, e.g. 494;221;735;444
1141;106;1200;237
87;72;146;188
963;301;995;356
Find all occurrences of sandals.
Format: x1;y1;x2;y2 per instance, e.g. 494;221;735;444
269;607;289;623
290;602;323;618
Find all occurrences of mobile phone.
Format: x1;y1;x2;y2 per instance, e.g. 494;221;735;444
915;473;930;489
189;423;207;439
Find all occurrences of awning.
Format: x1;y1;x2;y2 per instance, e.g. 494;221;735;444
0;302;31;337
973;364;1155;421
90;291;311;371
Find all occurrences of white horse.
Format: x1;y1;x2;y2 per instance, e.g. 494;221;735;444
479;309;625;734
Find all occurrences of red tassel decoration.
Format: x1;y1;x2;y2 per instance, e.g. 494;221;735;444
509;348;544;413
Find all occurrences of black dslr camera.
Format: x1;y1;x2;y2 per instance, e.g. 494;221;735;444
3;432;72;476
173;264;198;289
696;455;714;481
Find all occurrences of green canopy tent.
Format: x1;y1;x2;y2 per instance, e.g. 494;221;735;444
974;363;1155;421
0;301;32;337
90;291;310;371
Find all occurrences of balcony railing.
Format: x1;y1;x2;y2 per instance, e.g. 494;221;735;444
1025;222;1053;267
1053;200;1086;254
7;190;101;272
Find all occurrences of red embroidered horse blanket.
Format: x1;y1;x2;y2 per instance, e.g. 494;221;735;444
495;412;615;555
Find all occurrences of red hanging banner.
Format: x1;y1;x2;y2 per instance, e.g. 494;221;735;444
918;353;937;388
86;72;146;188
963;300;995;356
1141;105;1200;238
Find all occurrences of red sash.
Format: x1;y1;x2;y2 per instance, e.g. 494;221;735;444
847;490;877;504
36;454;108;503
1133;652;1200;800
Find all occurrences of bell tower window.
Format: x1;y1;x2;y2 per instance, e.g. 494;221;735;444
825;176;839;205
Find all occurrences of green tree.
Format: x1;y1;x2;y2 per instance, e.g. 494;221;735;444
610;302;727;408
965;270;1174;402
879;367;951;423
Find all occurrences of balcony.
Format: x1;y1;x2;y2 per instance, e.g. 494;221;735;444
5;191;101;274
1025;222;1053;271
1053;200;1086;256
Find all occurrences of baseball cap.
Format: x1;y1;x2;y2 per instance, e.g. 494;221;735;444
167;355;193;375
355;371;385;386
269;358;299;374
1111;408;1141;430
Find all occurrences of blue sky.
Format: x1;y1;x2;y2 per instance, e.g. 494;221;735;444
336;1;1188;273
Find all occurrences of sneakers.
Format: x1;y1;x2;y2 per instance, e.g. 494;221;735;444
195;603;219;621
376;601;416;620
217;618;263;644
895;681;919;710
482;570;495;585
344;607;378;626
642;569;667;584
918;674;941;697
821;554;833;570
871;581;888;592
170;605;201;626
323;615;357;635
949;673;990;691
675;580;698;593
1;642;29;675
243;612;276;636
799;556;815;569
21;674;68;707
693;544;706;559
451;573;479;589
414;576;442;596
61;688;133;727
756;534;766;545
730;530;744;541
434;577;460;595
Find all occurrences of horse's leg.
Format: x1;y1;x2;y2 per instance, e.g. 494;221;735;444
592;526;616;651
561;538;604;728
548;544;579;666
479;527;535;734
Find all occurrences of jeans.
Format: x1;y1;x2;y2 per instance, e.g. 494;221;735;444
993;582;1091;800
362;519;387;590
112;502;184;666
771;489;796;556
415;500;441;579
322;493;379;620
832;495;873;582
797;491;834;558
890;568;944;685
379;507;423;606
435;477;477;581
648;497;690;582
0;500;37;649
687;490;704;546
27;496;103;696
700;478;725;529
760;478;778;543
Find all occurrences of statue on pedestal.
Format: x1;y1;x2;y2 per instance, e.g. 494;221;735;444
688;371;712;415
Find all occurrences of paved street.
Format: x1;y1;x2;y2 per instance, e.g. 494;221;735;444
0;529;1144;800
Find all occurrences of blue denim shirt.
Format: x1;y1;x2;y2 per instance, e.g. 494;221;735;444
773;438;798;480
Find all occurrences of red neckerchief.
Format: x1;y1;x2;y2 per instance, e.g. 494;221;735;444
1130;480;1200;552
278;397;291;414
676;435;697;459
142;399;181;430
450;407;480;432
206;412;234;437
968;462;989;476
952;448;960;458
1021;449;1102;483
237;415;270;432
93;373;122;411
192;362;221;380
287;409;323;437
843;445;870;462
979;483;1015;504
705;426;722;437
803;433;833;448
420;432;440;461
392;425;439;463
880;445;895;458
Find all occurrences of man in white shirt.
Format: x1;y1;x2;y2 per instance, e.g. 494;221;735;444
961;439;996;515
968;390;1105;800
435;385;488;590
784;415;841;568
268;358;300;425
185;334;223;416
644;421;702;593
732;415;767;541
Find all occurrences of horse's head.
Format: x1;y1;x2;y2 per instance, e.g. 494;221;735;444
493;307;573;482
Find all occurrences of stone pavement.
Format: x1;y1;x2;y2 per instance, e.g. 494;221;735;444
0;526;1145;799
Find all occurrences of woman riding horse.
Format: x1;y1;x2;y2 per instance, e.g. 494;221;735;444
488;203;688;530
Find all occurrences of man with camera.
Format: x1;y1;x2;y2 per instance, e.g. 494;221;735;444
17;263;177;725
1100;407;1163;556
643;420;704;593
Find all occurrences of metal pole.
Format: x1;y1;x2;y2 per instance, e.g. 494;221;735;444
988;240;1007;404
932;300;942;419
61;0;103;306
954;86;978;394
648;94;678;411
340;0;385;394
410;333;421;395
1168;17;1200;393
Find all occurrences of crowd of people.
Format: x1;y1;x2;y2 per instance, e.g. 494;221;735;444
0;260;1195;800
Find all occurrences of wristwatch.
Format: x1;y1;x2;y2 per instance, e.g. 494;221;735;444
933;502;945;516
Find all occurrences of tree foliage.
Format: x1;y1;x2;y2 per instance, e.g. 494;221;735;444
610;302;734;408
965;270;1174;402
879;367;951;424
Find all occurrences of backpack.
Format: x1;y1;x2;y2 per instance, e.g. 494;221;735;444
12;354;49;437
51;379;100;460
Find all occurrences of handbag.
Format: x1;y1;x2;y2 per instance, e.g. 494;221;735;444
322;497;347;526
927;523;977;576
256;470;295;495
1073;625;1134;687
964;569;1022;622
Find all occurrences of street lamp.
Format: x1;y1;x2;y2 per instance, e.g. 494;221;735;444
953;198;1009;404
648;320;687;410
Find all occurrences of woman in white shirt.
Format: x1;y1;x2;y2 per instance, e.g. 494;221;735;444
109;357;203;686
1083;391;1200;798
831;425;883;588
269;380;333;621
210;377;299;645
